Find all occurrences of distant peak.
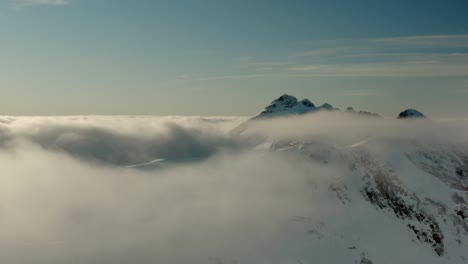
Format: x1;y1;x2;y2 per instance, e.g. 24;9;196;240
346;107;356;112
271;94;299;105
320;103;334;110
255;94;316;118
251;94;347;119
398;109;426;119
346;106;381;118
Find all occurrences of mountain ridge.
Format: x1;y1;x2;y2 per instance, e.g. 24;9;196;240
252;94;424;120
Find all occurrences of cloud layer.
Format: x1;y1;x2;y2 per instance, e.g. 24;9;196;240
0;114;467;263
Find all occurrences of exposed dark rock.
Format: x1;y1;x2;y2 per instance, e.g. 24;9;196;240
455;205;467;220
360;257;373;264
355;153;445;256
452;193;466;204
301;99;314;107
329;183;351;205
358;252;374;264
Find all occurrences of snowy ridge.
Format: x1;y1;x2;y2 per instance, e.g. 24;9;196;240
252;94;422;120
252;94;337;119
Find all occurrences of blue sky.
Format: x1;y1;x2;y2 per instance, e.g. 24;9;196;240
1;0;468;117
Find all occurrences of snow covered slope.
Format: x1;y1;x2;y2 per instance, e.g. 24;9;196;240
231;136;468;263
264;139;468;263
231;95;467;263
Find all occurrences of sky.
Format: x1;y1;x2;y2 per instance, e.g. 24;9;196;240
0;0;468;117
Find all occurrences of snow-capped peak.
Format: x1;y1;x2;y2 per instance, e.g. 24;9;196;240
257;94;316;117
398;109;426;119
253;94;339;119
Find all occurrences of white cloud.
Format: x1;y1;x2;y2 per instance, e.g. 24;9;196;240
0;116;341;263
0;115;467;263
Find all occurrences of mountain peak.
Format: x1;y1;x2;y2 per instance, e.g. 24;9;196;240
256;94;316;118
398;109;426;119
268;94;300;108
346;106;381;118
320;103;334;110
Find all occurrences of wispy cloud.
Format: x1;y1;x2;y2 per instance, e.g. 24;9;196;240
297;34;468;60
174;73;279;83
286;34;468;77
244;61;284;67
369;34;468;48
289;61;468;77
237;60;289;69
11;0;69;9
293;47;353;57
220;34;468;81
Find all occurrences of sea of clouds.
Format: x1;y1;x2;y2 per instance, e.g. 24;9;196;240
0;114;467;263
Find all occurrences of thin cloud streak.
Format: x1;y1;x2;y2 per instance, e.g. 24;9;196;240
369;34;468;47
296;34;468;59
285;34;468;77
169;73;281;84
12;0;69;8
289;62;468;77
181;34;468;82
